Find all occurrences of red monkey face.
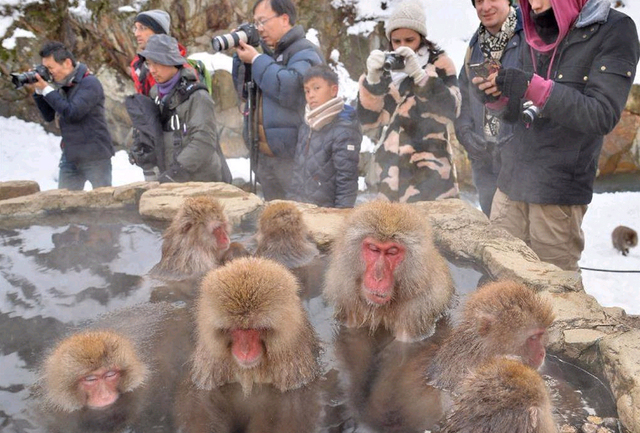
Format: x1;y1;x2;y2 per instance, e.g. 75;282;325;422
361;238;406;305
209;221;230;253
524;328;548;369
79;367;121;408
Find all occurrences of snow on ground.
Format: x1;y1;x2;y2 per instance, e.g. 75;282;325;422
0;115;638;314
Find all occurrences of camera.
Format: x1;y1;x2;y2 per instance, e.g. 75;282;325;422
10;64;51;89
383;53;405;71
522;100;540;123
211;23;261;53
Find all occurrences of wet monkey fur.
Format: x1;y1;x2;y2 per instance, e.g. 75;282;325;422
150;196;231;280
323;200;455;342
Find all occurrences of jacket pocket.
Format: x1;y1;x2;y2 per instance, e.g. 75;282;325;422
554;65;590;91
595;57;636;79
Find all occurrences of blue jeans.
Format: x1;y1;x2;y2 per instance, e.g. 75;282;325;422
58;154;112;191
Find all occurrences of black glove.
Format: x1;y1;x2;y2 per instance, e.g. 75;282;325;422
158;162;190;183
495;68;533;123
459;129;487;162
495;68;533;99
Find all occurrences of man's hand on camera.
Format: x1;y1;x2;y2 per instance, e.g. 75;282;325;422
365;50;386;84
395;46;427;84
33;73;50;92
237;40;260;64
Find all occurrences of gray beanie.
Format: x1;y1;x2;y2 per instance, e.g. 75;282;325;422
385;0;428;39
139;34;185;66
135;9;171;35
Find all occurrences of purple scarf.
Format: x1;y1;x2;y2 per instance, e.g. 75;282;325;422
156;70;182;98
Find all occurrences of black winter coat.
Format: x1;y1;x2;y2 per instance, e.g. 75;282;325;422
33;63;113;163
289;105;362;208
498;5;639;205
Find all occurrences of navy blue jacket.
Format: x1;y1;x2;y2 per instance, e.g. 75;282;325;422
233;25;324;159
33;63;113;163
290;104;362;208
498;3;639;205
455;8;524;147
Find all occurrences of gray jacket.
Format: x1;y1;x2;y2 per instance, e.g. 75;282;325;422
150;67;231;183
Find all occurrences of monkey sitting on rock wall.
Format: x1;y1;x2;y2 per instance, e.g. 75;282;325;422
612;225;637;256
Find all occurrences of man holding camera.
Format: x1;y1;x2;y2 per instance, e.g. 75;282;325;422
31;42;113;191
232;0;324;200
454;0;523;216
478;0;639;271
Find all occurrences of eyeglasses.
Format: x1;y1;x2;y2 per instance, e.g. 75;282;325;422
253;15;279;29
133;24;149;33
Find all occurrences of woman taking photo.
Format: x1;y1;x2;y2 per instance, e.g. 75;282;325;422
358;0;461;202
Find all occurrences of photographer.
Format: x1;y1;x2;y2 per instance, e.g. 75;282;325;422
479;0;639;271
454;0;523;217
357;0;461;203
30;42;113;191
231;0;324;200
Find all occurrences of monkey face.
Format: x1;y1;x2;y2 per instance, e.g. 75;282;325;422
360;238;406;305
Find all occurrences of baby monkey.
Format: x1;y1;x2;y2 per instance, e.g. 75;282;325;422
612;225;637;256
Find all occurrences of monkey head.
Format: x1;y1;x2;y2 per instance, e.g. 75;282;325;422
42;330;148;412
324;200;454;342
461;281;555;369
191;257;321;395
443;357;557;433
150;196;232;280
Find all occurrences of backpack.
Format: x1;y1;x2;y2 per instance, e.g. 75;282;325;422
186;58;213;96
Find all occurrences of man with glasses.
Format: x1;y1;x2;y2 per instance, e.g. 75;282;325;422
130;9;187;96
232;0;324;200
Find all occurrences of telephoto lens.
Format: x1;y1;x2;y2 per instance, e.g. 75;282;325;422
10;64;51;89
211;24;261;53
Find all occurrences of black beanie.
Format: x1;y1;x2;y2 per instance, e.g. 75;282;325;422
134;10;171;35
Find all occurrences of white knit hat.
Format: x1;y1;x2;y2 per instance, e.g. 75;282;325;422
385;0;428;39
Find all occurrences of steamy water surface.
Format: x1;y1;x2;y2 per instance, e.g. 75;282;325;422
0;211;621;432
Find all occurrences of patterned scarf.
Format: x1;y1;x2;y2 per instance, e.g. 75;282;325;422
305;96;345;131
478;7;518;137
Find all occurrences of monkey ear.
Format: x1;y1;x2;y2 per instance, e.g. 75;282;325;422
180;222;193;234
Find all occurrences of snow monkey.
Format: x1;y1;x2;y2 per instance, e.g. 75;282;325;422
441;357;557;433
428;280;555;392
612;225;638;256
323;200;455;342
175;257;323;433
150;195;231;280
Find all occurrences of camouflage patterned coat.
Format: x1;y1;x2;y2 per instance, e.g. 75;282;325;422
357;50;461;202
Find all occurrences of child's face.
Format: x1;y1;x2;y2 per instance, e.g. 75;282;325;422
304;77;339;110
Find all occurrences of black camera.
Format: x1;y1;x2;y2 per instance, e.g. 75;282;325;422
522;100;540;123
10;64;51;89
383;53;405;71
211;23;261;52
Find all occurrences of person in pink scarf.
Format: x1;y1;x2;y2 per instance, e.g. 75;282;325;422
477;0;639;272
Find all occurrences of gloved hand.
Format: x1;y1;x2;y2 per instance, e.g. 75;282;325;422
158;162;190;183
366;50;386;84
395;46;427;83
495;68;533;100
458;128;487;161
495;68;533;123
